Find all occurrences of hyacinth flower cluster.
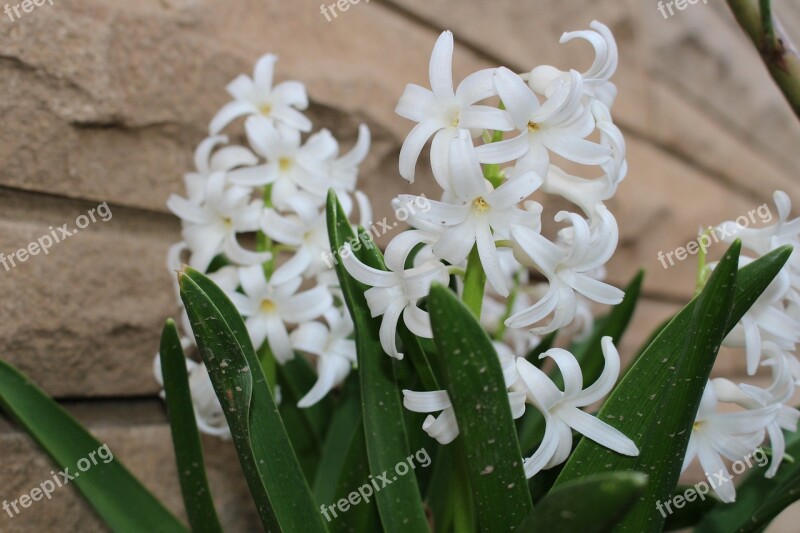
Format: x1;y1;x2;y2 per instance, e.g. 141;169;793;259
681;191;800;502
342;21;639;478
4;13;800;533
154;54;374;436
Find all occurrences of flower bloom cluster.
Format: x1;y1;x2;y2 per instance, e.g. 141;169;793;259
342;22;639;477
683;191;800;502
155;55;374;436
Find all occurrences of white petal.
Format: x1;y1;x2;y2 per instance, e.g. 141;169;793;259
576;337;620;406
399;120;444;183
396;84;439;123
380;303;405;359
222;234;273;267
264;314;294;364
271;248;312;286
290;321;329;356
515;357;562;411
403;305;434;338
272;81;308;109
422;409;460;445
403;390;452;413
697;442;736;503
459;105;515;131
476;219;508;297
558;406;638;456
283;286;333;323
253;54;277;89
432;218;477;265
494;67;539;130
209;100;256;134
456;68;498;104
429;31;455;102
540;348;584;398
523;415;560;478
298;355;351;408
342;247;397;287
476;133;530;165
569;274;624;305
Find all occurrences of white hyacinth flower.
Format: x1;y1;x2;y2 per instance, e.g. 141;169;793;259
719;190;800;294
183;135;258;204
719;257;800;375
209;54;311;134
341;236;449;359
227;265;333;363
167;172;272;272
477;67;609;178
506;207;623;333
228;116;336;208
514;337;638;478
153;351;231;439
395;31;514;185
290;309;356;408
402;344;526;444
683;383;778;503
528;21;619;108
397;132;542;296
712;344;800;478
260;198;331;285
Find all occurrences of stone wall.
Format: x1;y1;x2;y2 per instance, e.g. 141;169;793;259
1;0;799;530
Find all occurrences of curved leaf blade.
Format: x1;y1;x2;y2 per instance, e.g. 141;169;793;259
0;359;186;532
326;190;429;532
159;319;223;533
180;268;328;533
428;283;533;531
517;472;648;532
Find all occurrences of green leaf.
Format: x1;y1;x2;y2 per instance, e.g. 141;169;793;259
662;485;718;531
180;268;327;533
554;242;793;532
517;472;648;532
159;319;223;533
0;359;186;532
428;283;533;531
326;190;429;532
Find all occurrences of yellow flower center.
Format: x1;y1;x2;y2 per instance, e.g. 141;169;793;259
260;299;277;313
259;103;273;115
279;157;293;172
527;121;540;132
472;197;489;212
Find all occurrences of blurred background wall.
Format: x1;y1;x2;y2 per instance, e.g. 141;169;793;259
1;0;799;530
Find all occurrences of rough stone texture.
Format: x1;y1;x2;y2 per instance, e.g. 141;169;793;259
1;0;800;530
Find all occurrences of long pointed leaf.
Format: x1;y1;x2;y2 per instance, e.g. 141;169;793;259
0;359;186;532
180;268;327;533
517;472;648;532
326;190;429;532
428;283;533;531
159;319;223;533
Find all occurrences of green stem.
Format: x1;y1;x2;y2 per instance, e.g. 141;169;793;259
462;246;486;319
727;0;800;119
256;343;278;392
494;271;521;341
694;230;712;296
257;184;276;278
